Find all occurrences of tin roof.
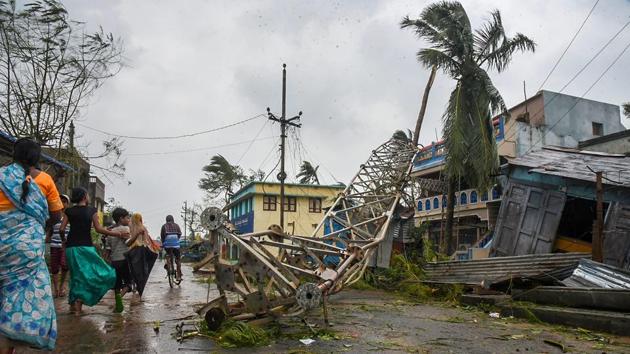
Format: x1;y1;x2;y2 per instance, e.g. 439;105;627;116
508;146;630;187
0;130;75;171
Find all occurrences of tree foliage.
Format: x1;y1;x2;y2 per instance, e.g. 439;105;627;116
199;154;248;204
401;1;535;189
296;160;320;184
392;129;412;142
401;1;535;252
624;102;630;119
0;0;123;146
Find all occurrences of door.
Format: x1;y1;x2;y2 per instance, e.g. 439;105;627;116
493;182;566;257
603;202;630;270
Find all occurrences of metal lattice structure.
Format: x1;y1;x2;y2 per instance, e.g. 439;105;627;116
200;138;417;328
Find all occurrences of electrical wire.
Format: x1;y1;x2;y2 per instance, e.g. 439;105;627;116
125;136;277;156
537;0;600;90
76;113;265;140
500;18;630;148
523;39;630;156
236;119;270;165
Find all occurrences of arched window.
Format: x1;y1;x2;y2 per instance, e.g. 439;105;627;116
460;192;468;205
492;187;500;200
481;191;489;202
470;191;478;203
433;197;439;209
442;195;447;207
417;200;423;211
425;200;431;211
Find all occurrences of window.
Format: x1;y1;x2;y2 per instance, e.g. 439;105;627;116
492;187;500;200
470;191;478;203
481;191;489;202
592;122;603;136
283;197;297;212
433;197;439;209
442;195;447;207
417;200;423;211
425;200;431;211
263;195;277;211
460;192;468;205
309;198;322;213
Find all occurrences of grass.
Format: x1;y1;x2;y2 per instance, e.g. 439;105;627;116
198;320;271;348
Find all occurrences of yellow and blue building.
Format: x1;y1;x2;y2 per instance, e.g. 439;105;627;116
225;181;345;236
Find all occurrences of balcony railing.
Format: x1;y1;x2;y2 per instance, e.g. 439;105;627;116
412;116;505;173
416;187;502;216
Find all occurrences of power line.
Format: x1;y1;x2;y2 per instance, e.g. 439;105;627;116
236;119;269;165
524;39;630;155
76;113;265;140
537;0;600;90
500;18;630;147
125;136;278;156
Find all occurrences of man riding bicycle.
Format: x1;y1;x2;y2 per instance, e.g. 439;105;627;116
161;215;182;281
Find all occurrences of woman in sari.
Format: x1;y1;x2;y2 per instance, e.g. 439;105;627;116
0;138;63;352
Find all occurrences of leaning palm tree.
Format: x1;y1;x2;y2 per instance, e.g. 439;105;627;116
401;1;536;253
296;161;320;184
199;154;247;203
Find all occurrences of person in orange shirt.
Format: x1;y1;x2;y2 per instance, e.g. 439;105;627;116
0;138;63;353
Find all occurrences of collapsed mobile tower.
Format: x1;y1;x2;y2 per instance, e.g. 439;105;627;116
199;138;417;329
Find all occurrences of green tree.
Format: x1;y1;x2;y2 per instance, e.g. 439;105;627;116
401;1;535;252
296;160;320;185
0;0;123;147
623;103;630;119
199;154;247;203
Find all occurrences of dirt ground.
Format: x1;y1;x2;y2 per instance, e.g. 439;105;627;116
22;261;630;353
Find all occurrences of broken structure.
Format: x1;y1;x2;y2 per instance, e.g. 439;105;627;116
200;138;417;328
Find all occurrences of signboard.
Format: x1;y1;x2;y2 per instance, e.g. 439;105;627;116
232;212;254;234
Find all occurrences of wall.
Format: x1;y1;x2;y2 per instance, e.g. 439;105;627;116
541;90;624;147
581;136;630;155
251;183;342;236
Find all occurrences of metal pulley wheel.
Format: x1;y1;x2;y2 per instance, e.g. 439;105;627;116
200;207;225;231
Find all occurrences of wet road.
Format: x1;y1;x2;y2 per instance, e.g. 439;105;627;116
22;260;630;353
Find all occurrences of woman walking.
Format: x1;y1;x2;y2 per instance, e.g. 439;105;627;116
60;187;128;313
0;138;63;352
126;213;158;296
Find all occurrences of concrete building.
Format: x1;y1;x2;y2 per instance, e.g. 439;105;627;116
89;175;106;222
579;130;630;155
225;181;345;236
413;91;626;256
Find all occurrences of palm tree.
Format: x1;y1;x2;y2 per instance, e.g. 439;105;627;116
198;154;247;203
623;103;630;119
392;129;413;142
297;161;320;184
401;1;536;253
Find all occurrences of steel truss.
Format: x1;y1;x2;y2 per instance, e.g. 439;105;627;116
201;138;417;329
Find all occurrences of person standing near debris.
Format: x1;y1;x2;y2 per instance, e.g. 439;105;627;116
0;138;63;352
46;194;71;298
107;207;133;312
60;187;127;313
126;213;159;296
161;215;183;281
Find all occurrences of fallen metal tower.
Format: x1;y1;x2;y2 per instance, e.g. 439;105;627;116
200;138;417;328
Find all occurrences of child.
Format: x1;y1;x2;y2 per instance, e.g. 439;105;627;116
107;207;133;312
46;194;71;298
59;187;128;313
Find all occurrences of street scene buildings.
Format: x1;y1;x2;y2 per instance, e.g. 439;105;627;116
0;1;629;353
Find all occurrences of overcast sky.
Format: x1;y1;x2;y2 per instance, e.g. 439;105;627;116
61;0;630;235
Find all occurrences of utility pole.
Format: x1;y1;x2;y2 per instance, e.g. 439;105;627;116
267;64;302;230
593;171;604;262
183;200;188;242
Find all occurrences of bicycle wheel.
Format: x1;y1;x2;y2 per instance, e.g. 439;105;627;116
167;256;174;288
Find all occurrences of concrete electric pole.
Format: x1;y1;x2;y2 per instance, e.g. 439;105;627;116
267;64;302;230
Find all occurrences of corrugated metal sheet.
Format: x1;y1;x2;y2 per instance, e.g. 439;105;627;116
423;253;589;286
561;259;630;289
508;147;630;187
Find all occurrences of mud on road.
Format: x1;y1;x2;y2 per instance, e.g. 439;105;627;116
24;261;630;353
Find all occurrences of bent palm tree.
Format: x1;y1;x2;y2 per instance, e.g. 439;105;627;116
199;154;247;203
401;1;535;253
297;161;320;184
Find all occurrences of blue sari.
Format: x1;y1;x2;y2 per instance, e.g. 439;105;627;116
0;163;56;350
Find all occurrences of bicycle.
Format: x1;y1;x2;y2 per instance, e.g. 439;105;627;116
165;248;181;288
